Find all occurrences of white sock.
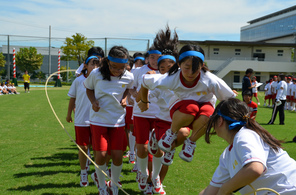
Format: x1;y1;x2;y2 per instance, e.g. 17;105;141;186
81;169;87;174
151;155;163;180
111;163;122;187
96;164;107;187
137;156;148;176
129;132;135;154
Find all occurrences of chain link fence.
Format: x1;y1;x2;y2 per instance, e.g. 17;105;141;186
0;34;150;82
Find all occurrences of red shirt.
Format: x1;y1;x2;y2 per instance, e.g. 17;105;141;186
247;101;258;118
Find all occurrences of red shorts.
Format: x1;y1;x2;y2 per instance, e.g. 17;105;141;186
292;96;295;101
154;119;171;141
264;95;270;100
75;126;91;146
272;94;277;99
90;125;127;152
133;116;156;144
170;100;214;129
253;93;258;98
125;106;133;129
287;96;291;101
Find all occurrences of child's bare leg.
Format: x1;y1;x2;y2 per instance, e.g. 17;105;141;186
189;115;209;142
171;110;194;134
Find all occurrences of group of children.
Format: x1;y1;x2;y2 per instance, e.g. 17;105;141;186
0;82;19;95
66;26;296;195
264;75;296;111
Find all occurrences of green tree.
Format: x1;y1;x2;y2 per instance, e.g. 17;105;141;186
15;47;43;73
31;71;46;83
61;33;94;66
0;52;6;67
60;65;73;81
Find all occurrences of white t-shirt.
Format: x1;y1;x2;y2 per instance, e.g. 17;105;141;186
287;82;293;96
264;83;272;95
149;84;174;122
271;81;278;94
292;84;296;97
210;127;296;195
276;80;287;100
252;81;258;93
83;68;134;127
132;65;160;118
68;75;91;126
142;70;235;109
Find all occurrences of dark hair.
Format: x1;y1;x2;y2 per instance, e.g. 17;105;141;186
278;73;285;80
133;52;145;65
99;46;129;81
81;56;100;76
152;25;179;69
245;68;253;75
205;98;283;152
168;44;208;75
242;90;252;96
87;47;105;58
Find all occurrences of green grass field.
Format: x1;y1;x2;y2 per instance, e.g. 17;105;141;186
1;86;295;194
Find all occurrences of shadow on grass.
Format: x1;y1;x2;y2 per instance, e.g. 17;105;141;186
285;141;296;144
31;152;78;161
7;182;77;192
14;170;78;178
24;161;77;168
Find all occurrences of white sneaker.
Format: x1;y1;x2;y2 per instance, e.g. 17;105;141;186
137;171;148;191
258;102;260;105
123;151;130;158
152;176;166;194
107;181;118;195
98;186;109;195
162;149;175;166
148;130;158;155
129;152;136;164
80;173;89;187
158;129;177;153
131;162;138;172
263;103;266;106
91;172;99;188
179;138;196;162
144;184;154;194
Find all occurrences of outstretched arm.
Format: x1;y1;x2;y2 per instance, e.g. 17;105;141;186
136;85;149;112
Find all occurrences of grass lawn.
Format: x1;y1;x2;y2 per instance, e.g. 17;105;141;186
0;86;295;194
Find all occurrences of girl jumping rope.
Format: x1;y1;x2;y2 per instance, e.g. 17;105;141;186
84;46;134;195
66;55;100;187
137;26;190;194
139;44;237;163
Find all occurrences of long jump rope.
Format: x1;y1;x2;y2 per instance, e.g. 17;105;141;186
45;70;129;195
45;70;280;195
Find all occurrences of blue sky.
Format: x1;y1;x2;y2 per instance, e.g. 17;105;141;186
1;0;296;50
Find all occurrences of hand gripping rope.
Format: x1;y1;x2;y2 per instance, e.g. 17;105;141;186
45;70;129;195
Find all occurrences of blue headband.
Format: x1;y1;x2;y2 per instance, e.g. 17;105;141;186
148;50;162;55
85;56;99;64
217;110;246;130
134;56;145;61
157;55;176;65
179;51;205;62
108;56;128;64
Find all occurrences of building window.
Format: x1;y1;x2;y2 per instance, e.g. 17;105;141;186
256;49;262;52
235;53;241;55
214;52;219;55
277;50;283;56
234;75;240;82
235;49;241;52
234;72;240;82
213;48;219;51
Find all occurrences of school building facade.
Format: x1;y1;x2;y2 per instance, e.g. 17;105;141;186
179;5;296;90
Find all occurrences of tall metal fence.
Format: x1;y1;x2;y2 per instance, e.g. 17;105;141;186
0;34;150;81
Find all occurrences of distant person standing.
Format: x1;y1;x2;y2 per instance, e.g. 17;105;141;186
22;70;30;93
268;73;287;125
242;68;255;99
251;76;260;105
271;76;278;105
